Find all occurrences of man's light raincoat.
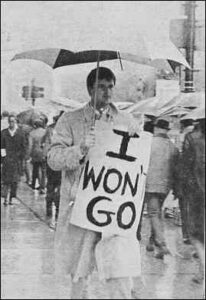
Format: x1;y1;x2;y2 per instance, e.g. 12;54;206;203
47;103;142;282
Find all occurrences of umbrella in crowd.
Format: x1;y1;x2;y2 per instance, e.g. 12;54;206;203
181;106;205;121
126;97;163;116
17;108;48;127
160;91;205;111
49;97;85;111
114;102;134;110
158;106;192;117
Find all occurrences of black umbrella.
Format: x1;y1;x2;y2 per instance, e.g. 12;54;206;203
11;48;190;71
11;49;119;69
11;48;190;125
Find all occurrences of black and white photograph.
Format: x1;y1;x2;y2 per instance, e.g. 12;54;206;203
1;1;205;299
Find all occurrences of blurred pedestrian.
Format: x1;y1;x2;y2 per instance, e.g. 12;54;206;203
175;119;194;244
42;113;63;221
181;118;205;285
136;78;146;101
136;119;154;241
145;119;179;259
28;118;47;194
1;110;9;131
176;119;194;152
1;114;26;205
17;122;33;185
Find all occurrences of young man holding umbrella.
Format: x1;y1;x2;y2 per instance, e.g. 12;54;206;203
47;67;144;299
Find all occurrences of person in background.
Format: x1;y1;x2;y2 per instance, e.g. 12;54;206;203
145;119;179;259
42;112;64;222
177;119;194;152
136;119;154;241
1;114;26;205
17;122;33;186
1;110;9;131
180;118;205;285
28;119;47;194
175;119;194;244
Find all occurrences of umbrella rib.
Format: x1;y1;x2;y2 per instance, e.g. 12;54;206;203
117;51;124;71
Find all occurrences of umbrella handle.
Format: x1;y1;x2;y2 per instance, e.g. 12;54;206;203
117;51;123;71
92;51;101;127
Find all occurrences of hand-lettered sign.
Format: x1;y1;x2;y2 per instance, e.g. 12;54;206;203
70;113;152;237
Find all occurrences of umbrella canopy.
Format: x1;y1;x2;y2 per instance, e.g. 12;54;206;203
181;106;205;120
158;106;192;117
17;108;48;127
11;46;190;70
126;97;161;116
49;97;85;111
114;102;134;110
11;49;119;69
160;92;205;111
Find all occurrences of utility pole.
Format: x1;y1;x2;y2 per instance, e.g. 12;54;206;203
183;0;196;92
21;79;44;105
31;78;35;106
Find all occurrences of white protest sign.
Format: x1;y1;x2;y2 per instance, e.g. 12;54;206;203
70;113;152;237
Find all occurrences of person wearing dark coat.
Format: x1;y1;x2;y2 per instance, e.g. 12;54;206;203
1;114;26;205
180;119;205;285
175;119;194;244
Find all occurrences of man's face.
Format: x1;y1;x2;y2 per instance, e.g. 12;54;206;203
8;117;16;130
89;79;114;111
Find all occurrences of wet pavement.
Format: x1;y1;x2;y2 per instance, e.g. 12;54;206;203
1;180;204;299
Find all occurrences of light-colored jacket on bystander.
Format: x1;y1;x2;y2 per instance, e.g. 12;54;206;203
145;132;179;195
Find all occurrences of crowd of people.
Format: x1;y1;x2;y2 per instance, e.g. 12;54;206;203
1;66;205;299
1;109;64;221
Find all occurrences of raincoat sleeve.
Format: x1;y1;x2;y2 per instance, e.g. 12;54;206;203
1;130;6;159
28;133;33;158
47;112;85;171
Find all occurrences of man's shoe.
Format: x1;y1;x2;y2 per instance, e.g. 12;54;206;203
155;252;164;259
9;198;13;205
155;245;171;259
3;201;8;206
192;251;199;259
192;274;204;284
146;243;155;252
29;184;35;190
183;238;191;245
146;236;156;252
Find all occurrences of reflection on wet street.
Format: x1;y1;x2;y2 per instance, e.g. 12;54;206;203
1;181;204;299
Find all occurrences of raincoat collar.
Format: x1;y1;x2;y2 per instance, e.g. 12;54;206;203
83;102;118;123
8;124;18;137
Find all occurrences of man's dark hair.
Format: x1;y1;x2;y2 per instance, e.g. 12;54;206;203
2;110;9;118
86;67;116;94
